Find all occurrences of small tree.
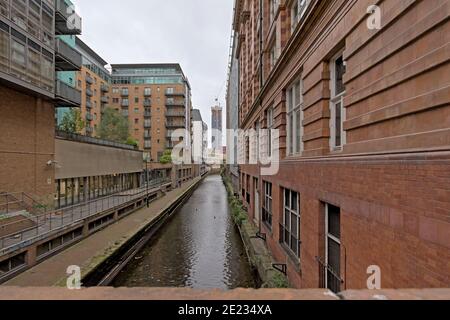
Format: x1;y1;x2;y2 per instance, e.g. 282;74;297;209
97;108;129;143
58;108;85;133
126;137;139;148
159;150;173;164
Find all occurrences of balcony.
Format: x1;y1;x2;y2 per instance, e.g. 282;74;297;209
144;122;151;129
144;110;151;118
166;100;186;107
54;38;82;71
101;96;108;104
166;122;184;129
54;80;81;107
101;83;109;93
121;90;129;97
85;100;92;109
55;0;82;35
86;113;93;121
121;100;129;107
165;89;186;97
144;90;151;97
143;99;151;107
85;87;93;97
166;111;185;118
85;75;94;85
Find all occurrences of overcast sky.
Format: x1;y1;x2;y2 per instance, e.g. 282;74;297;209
74;0;233;131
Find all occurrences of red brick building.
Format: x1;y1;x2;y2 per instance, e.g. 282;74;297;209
231;0;450;291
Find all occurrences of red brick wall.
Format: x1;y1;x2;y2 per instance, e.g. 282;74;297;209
0;86;55;204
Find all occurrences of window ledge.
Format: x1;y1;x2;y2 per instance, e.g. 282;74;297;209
279;242;301;273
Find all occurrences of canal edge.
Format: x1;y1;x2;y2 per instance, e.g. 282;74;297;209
53;175;208;287
221;172;289;289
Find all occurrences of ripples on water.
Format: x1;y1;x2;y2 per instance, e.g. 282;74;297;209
113;175;256;289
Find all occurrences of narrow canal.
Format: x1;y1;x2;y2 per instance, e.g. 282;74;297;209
112;175;256;289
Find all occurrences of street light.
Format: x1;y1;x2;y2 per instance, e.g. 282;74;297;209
144;153;150;207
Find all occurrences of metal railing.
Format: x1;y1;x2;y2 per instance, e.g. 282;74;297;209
316;256;344;294
0;178;171;253
0;192;45;216
56;130;138;151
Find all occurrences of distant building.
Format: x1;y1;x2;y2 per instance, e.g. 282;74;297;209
191;109;208;165
211;105;222;152
109;64;192;163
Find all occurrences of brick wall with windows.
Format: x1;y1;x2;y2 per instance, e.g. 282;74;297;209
234;0;450;290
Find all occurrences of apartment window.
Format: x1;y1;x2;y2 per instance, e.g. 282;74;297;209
134;118;139;124
291;0;310;32
121;88;129;95
325;204;342;293
262;182;273;228
286;79;304;155
10;38;26;76
330;52;346;151
266;107;274;157
134;108;139;113
269;0;279;22
122;109;129;117
269;40;278;70
78;80;82;88
112;98;119;103
112;87;119;94
144;87;151;95
0;25;9;72
166;87;174;94
280;188;300;258
135;97;139;103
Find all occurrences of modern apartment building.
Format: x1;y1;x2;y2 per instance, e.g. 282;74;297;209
232;0;450;291
74;37;110;136
0;0;82;204
109;64;192;162
211;105;223;151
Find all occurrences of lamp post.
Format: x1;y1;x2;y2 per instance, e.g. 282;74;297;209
144;153;150;207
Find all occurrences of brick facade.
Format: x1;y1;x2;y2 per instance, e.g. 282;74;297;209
232;0;450;289
0;86;55;204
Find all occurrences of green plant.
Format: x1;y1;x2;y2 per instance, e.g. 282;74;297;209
58;108;85;133
269;273;289;288
159;150;173;164
97;108;130;143
126;137;139;147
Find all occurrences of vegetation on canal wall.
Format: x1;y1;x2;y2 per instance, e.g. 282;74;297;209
221;170;289;289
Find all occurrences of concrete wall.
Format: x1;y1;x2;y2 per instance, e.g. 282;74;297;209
55;138;143;179
0;86;55;204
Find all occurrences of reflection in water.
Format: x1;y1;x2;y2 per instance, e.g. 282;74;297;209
113;175;256;289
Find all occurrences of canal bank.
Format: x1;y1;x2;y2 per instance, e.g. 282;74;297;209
3;177;203;287
112;175;256;289
221;172;289;288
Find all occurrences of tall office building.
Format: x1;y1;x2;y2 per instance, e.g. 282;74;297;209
211;106;222;152
109;64;192;162
0;0;82;204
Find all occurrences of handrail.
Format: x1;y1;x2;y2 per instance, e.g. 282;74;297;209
0;178;171;251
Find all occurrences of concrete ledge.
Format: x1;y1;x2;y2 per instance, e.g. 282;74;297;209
0;287;338;300
0;287;448;300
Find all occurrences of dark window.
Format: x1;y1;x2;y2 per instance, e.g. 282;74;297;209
262;182;273;227
280;188;300;258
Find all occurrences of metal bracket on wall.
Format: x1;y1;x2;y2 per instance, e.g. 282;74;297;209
272;263;287;275
256;231;266;242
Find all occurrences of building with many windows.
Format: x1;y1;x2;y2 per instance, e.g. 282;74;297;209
232;0;450;291
74;37;110;136
0;0;82;205
211;105;223;152
109;64;192;162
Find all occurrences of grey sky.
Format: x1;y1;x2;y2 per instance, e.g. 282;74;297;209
74;0;233;131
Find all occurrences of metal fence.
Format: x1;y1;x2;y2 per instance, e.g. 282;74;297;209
0;178;171;253
316;256;344;293
55;130;138;151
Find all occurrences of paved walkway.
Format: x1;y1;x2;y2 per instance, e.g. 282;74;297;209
4;178;200;287
0;180;170;251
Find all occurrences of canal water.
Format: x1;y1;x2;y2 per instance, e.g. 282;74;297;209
112;175;256;289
